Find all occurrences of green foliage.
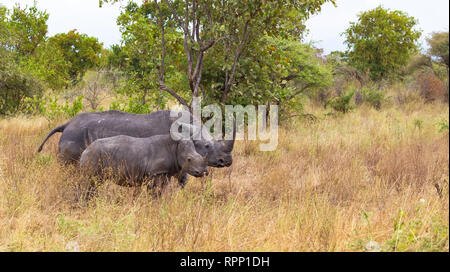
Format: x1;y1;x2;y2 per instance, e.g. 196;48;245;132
437;118;449;133
1;4;102;90
0;4;80;92
384;208;449;252
109;96;154;114
105;0;335;43
403;54;432;76
21;95;47;115
427;31;449;68
34;153;53;167
203;36;333;112
0;4;48;115
63;95;84;117
21;95;84;120
45;96;84;119
361;86;387;110
344;6;421;81
431;62;449;82
327;90;355;113
21;41;71;90
110;2;185;108
413;118;423;131
0;49;44;115
48;30;104;85
104;0;335;110
7;4;48;57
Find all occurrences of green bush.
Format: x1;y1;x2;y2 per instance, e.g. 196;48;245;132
437;118;449;133
361;86;387;110
62;95;84;117
384;209;449;252
327;90;355;113
21;95;84;119
21;95;47;115
0;50;45;115
109;96;153;114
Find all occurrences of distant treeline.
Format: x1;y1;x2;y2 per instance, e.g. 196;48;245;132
1;2;448;117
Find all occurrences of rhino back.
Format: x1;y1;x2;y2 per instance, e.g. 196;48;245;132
63;110;172;141
81;135;178;183
58;110;173;162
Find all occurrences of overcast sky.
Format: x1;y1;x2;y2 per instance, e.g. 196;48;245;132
2;0;449;54
304;0;449;53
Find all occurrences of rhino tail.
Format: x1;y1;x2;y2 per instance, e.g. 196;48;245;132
37;122;69;152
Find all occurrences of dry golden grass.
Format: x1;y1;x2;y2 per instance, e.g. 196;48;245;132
0;102;448;252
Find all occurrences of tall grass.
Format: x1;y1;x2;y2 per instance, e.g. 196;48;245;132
0;102;448;251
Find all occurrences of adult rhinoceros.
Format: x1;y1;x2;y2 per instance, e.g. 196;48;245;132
37;109;235;186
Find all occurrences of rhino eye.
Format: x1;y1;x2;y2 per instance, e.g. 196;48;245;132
187;157;192;162
205;144;210;149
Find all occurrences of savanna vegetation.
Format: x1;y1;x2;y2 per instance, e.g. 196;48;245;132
0;1;448;252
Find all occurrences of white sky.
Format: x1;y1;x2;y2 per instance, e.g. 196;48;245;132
1;0;449;54
1;0;126;47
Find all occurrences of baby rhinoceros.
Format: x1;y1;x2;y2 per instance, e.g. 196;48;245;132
79;134;208;193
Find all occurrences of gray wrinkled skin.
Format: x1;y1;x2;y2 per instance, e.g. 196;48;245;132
37;110;235;186
80;135;208;189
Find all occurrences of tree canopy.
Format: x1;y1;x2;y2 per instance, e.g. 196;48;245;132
6;5;48;57
48;30;104;85
0;3;105;114
344;6;421;81
427;31;449;69
103;0;335;111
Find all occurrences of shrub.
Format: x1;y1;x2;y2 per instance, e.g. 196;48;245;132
82;72;106;111
437;118;449;133
21;95;84;120
384;209;449;252
326;90;355;113
62;95;84;118
21;95;47;115
361;86;387;110
416;72;447;102
109;96;153;114
0;50;44;115
427;31;449;68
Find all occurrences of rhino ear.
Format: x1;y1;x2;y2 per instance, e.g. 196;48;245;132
171;122;194;141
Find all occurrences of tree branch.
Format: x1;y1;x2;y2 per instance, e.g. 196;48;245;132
220;4;263;103
193;52;203;97
155;0;189;109
164;0;185;30
285;83;315;102
221;19;251;103
159;82;190;109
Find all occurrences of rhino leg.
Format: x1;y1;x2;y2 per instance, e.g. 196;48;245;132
58;141;83;164
74;176;99;203
178;173;189;188
85;181;98;201
148;174;170;197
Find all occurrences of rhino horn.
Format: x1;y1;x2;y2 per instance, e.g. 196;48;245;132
222;116;236;152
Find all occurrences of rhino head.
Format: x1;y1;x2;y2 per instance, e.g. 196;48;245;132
193;117;235;168
171;114;236;168
175;138;209;178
